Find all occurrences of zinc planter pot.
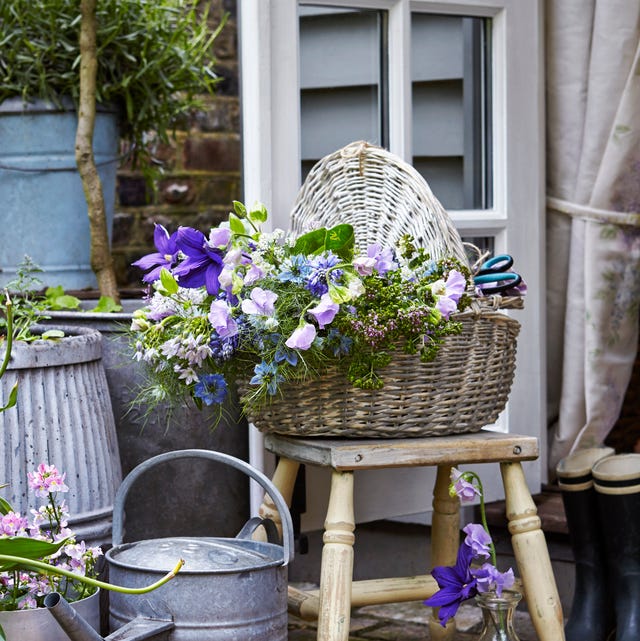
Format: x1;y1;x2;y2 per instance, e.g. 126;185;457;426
45;303;250;542
0;98;118;290
0;590;100;641
0;326;122;547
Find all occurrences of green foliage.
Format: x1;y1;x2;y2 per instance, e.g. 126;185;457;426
89;295;122;313
0;0;225;167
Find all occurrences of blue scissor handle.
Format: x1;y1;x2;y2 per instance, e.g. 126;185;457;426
476;254;514;276
474;271;522;294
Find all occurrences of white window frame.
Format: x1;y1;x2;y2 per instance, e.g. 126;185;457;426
240;0;545;519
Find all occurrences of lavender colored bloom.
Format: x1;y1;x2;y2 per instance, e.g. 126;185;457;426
0;511;28;536
285;323;317;350
450;468;480;503
424;542;478;626
472;563;515;596
308;294;340;329
353;255;376;276
463;523;492;558
27;464;69;498
194;373;228;405
173;226;225;295
209;227;232;248
250;361;284;396
367;244;398;275
434;270;467;319
241;287;278;316
132;224;179;283
208;300;238;338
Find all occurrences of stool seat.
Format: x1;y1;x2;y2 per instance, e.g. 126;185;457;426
259;430;565;641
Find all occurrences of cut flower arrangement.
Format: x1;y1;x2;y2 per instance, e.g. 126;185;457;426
425;468;517;632
130;201;473;424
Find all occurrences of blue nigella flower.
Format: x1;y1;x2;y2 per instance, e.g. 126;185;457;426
274;347;299;367
278;255;311;284
194;374;228;406
250;361;284;396
326;329;353;357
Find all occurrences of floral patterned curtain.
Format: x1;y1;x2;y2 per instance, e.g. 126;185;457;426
546;0;640;475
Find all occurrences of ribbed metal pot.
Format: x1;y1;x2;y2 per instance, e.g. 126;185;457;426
106;450;294;641
0;588;100;641
0;325;122;547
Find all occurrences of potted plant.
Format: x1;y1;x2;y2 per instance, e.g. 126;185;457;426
0;0;224;299
0;463;182;641
0;260;122;548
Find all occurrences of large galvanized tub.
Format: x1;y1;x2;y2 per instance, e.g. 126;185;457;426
105;449;294;641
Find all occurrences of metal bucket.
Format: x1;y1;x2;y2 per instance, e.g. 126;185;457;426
105;449;294;641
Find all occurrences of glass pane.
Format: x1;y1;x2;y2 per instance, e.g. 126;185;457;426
299;6;386;180
411;13;491;210
461;235;495;267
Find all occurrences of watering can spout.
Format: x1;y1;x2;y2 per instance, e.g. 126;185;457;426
45;592;174;641
45;592;104;641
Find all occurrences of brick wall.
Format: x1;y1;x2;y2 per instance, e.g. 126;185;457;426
112;0;241;290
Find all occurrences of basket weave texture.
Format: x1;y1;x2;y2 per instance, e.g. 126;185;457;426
249;141;522;438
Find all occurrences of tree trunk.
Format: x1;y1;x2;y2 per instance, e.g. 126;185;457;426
75;0;120;302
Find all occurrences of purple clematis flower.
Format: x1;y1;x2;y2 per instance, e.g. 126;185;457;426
173;227;225;295
424;542;478;626
308;294;339;329
285;323;317;350
132;224;179;283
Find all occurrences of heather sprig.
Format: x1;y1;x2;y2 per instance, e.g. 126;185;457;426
130;201;473;424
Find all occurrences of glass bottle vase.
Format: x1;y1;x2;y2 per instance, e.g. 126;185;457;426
475;589;522;641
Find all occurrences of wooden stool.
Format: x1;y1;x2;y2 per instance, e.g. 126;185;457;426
258;431;565;641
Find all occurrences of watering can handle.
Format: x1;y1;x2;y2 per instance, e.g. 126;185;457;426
111;449;295;565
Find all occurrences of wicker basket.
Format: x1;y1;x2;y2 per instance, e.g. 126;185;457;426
246;298;521;438
247;141;522;438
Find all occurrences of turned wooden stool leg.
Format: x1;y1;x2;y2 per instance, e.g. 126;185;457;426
317;470;355;641
429;464;460;641
257;457;300;541
501;461;565;641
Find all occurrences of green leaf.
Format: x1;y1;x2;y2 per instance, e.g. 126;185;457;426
292;228;328;256
40;329;65;340
229;213;246;235
324;224;355;260
248;203;268;224
0;382;18;413
159;268;179;295
0;497;14;516
44;286;81;311
0;537;68;571
90;296;123;313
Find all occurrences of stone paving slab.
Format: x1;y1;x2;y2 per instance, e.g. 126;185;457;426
288;590;540;640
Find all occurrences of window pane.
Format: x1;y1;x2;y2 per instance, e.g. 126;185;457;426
411;13;491;210
299;6;386;180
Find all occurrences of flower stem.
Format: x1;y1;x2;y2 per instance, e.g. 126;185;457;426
0;555;184;594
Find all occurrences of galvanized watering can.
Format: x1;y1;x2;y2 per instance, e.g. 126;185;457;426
46;449;294;641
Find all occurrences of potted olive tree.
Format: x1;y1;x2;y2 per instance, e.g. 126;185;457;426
0;0;224;299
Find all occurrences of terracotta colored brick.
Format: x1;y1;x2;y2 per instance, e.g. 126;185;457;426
183;135;241;172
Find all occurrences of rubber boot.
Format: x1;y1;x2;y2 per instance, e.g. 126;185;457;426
556;447;615;641
593;454;640;641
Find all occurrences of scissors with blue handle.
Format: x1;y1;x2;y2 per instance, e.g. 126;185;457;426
474;254;522;294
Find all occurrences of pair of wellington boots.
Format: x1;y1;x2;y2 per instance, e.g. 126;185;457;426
556;448;640;641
